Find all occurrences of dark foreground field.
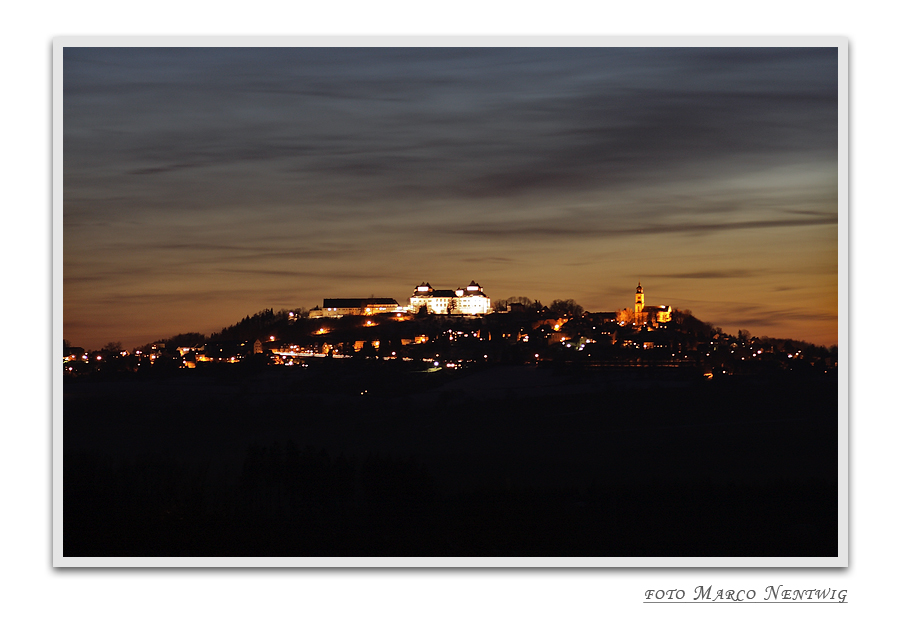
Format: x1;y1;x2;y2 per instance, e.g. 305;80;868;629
63;361;838;557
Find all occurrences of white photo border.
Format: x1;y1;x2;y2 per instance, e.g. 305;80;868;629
52;34;848;568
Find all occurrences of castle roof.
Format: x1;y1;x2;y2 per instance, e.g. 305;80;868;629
412;282;487;298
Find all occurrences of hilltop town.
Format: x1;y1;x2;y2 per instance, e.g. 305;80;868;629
63;281;837;381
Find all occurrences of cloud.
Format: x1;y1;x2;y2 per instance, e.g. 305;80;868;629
212;268;392;281
654;269;764;279
698;302;837;331
64;47;838;210
459;256;516;264
443;215;837;241
127;162;203;176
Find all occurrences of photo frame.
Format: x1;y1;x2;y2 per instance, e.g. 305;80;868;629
53;36;847;567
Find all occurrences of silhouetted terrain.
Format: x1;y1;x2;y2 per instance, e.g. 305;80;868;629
63;361;837;557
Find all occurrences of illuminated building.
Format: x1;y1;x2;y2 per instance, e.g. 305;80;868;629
309;298;405;318
633;281;672;328
635;281;645;316
409;281;492;315
63;345;86;363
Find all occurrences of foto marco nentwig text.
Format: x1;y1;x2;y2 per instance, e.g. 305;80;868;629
645;585;847;603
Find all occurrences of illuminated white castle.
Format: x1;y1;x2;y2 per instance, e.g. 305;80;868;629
308;281;492;318
409;281;492;315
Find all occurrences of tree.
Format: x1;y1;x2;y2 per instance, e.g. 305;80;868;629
549;299;584;317
505;296;533;307
102;341;123;355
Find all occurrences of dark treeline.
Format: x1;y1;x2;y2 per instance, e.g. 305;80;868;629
63;369;838;557
65;444;836;557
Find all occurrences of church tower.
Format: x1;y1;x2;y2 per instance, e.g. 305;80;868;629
634;281;645;328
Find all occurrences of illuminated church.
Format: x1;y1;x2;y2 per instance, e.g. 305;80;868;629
633;282;672;328
409;281;492;315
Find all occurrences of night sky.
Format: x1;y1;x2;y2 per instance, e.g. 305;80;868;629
63;46;838;350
